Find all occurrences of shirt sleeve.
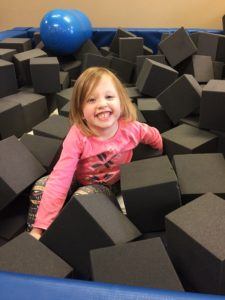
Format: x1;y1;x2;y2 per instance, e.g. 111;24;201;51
33;126;83;230
135;121;163;151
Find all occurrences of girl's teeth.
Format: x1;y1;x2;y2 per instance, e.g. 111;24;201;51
97;112;110;120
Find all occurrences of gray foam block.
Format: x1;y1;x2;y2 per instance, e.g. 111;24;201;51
13;48;47;85
30;57;61;94
119;37;143;63
136;58;178;97
213;61;224;79
172;153;225;204
162;124;218;160
0;49;17;62
121;156;181;232
33;115;70;140
55;87;73;110
82;53;111;71
158;27;197;67
5;90;48;132
165;192;225;294
59;71;70;90
0;232;72;278
90;237;183;291
199;80;225;131
20;133;62;172
157;74;202;124
110;56;134;83
40;192;141;278
0;38;32;53
0;59;17;98
110;28;137;54
75;39;101;60
137;98;172;132
0;136;46;210
60;60;81;80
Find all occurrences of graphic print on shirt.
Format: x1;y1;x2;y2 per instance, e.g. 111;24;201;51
88;151;118;183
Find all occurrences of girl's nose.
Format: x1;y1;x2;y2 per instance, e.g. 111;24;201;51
97;97;107;107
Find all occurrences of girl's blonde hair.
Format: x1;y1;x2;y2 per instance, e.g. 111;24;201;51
69;67;137;136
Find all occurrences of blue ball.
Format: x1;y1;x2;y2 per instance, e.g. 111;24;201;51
40;9;92;56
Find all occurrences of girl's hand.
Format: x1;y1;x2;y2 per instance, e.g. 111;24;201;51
29;228;43;240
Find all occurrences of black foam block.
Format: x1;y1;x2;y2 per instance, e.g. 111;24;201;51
136;59;178;97
0;232;72;278
20;133;62;172
13;49;47;85
0;38;32;52
55;87;73;110
121;156;181;232
0;59;17;98
110;56;134;83
59;102;70;117
199;80;225;131
75;39;101;60
132;143;162;161
172;153;225;204
40;192;141;278
60;60;81;80
213;61;224;79
59;71;70;90
30;57;61;94
158;27;197;67
196;32;225;63
162;124;218;160
0;192;29;240
125;86;142;101
0;136;46;210
0;97;26;139
165;192;225;294
6;90;48;132
176;55;214;83
119;37;143;63
110;28;137;54
157;74;202;124
132;103;146;123
82;53;111;71
0;49;17;61
33;115;70;140
137;98;172;132
44;94;57;114
90;237;183;291
136;55;167;79
179;115;199;128
211;129;225;155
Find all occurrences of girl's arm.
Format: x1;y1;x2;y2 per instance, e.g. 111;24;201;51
31;126;82;233
137;122;163;152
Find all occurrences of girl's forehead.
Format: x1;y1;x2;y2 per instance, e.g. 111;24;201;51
88;75;116;93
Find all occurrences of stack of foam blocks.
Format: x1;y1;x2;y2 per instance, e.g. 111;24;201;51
0;25;225;295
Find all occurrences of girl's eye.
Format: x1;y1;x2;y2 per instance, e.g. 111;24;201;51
87;98;95;103
106;95;114;99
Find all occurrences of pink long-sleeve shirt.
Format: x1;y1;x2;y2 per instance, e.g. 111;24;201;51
34;119;163;230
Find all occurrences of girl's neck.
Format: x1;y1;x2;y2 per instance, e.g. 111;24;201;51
93;122;119;141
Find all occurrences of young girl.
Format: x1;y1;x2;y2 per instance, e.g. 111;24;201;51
28;67;163;240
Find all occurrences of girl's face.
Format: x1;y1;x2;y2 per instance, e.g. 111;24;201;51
82;75;121;139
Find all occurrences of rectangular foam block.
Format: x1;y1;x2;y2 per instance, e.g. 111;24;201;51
59;71;70;90
158;27;197;67
82;54;111;71
165;192;225;294
119;37;143;63
0;136;46;211
162;124;218;160
0;232;73;278
13;49;47;85
132;143;162;161
199;80;225;131
157;74;202;124
59;102;69;117
213;61;224;79
74;39;101;60
0;98;26;139
0;59;17;98
136;59;178;97
32;115;70;140
176;55;214;83
121;156;181;232
109;56;134;83
6;91;48;132
0;38;32;52
60;60;81;80
40;192;141;278
90;237;183;291
55;87;73;110
172;153;225;204
20;133;62;172
196;32;225;63
30;57;61;94
0;49;17;61
110;28;137;54
137;98;172;133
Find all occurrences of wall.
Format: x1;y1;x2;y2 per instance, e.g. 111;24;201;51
0;0;225;31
